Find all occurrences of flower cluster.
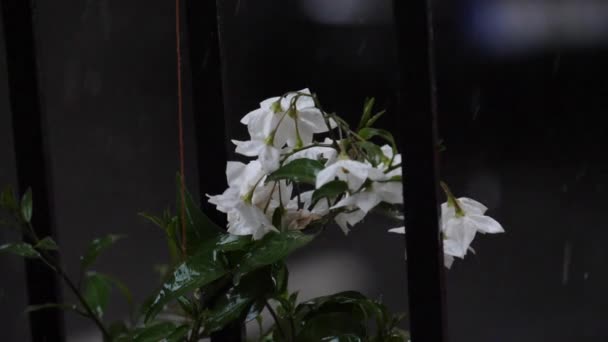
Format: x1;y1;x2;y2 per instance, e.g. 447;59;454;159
209;88;503;268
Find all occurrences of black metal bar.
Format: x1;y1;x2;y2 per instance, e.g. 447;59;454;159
184;1;244;341
0;1;65;341
393;0;447;341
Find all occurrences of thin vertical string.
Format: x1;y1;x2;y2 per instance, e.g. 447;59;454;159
176;0;187;255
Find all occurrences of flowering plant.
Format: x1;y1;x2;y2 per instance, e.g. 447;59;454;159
0;89;503;341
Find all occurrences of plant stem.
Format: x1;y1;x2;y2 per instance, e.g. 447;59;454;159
265;300;288;341
38;251;111;340
23;220;111;339
384;163;402;174
189;316;202;342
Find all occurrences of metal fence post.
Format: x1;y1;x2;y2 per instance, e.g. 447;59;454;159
0;0;65;341
393;0;447;341
183;0;244;340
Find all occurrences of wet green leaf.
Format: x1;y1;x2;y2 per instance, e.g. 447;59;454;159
83;273;112;318
20;188;33;223
311;181;348;207
0;243;39;258
144;236;227;322
267;159;325;185
80;234;125;270
35;237;58;251
176;174;223;255
204;267;275;334
296;312;366;342
216;234;252;252
233;231;314;284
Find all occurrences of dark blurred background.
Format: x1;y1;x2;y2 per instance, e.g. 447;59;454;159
2;0;608;341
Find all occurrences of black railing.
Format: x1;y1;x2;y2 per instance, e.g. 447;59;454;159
1;0;65;341
394;0;447;341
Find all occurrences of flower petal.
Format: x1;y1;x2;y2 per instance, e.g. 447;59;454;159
232;140;262;157
467;214;504;234
458;197;488;216
388;227;406;234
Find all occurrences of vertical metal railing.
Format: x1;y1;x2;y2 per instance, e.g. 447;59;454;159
393;0;447;341
184;0;243;340
1;1;65;341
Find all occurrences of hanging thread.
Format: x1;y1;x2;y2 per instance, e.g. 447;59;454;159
176;0;187;255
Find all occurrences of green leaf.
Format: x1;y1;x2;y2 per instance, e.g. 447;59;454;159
20;188;33;223
296;312;366;342
80;234;125;270
272;206;285;230
358;98;375;130
0;185;17;211
176;174;223;254
272;262;289;295
233;231;314;284
295;291;396;340
321;335;364;342
357;141;385;166
116;322;181;342
311;181;348;207
107;321;129;341
365;110;386;128
0;243;40;258
35;237;58;251
216;234;252;252
358;128;397;151
104;274;134;308
83;273;112;319
267;159;325;185
164;325;191;342
204;266;276;334
140;210;182;264
176;296;197;317
144;235;227;322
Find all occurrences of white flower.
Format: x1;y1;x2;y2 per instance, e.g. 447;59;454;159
441;197;504;258
332;181;402;213
334;210;366;235
287;190;330;215
282;209;322;231
388;197;504;268
241;89;334;149
207;161;293;240
316;159;381;192
232;139;282;172
227;202;277;240
377;145;402;179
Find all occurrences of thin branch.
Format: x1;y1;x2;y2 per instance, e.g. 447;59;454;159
265;301;288;341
